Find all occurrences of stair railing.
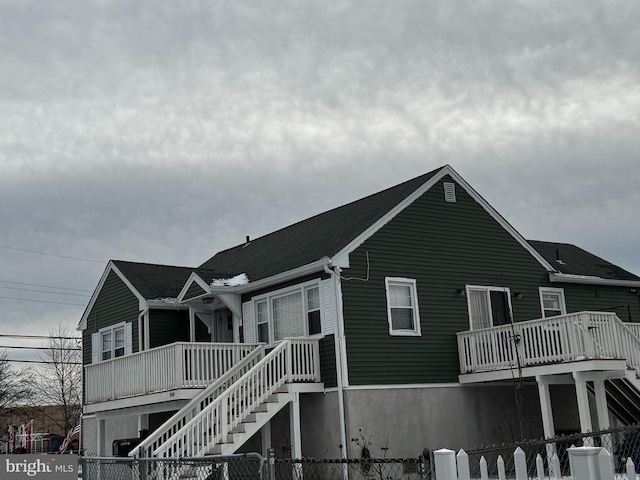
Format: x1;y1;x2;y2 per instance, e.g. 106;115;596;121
130;345;265;458
153;338;320;458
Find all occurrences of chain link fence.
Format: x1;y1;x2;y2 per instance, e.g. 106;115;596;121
465;423;640;479
81;453;264;480
79;424;640;480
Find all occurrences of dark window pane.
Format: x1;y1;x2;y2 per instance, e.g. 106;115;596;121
308;311;321;335
391;308;414;331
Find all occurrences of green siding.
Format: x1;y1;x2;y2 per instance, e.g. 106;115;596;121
319;335;337;388
184;281;207;301
82;270;140;365
561;283;640;323
341;176;638;386
149;309;190;348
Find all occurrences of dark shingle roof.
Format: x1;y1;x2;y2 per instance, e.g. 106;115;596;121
198;167;445;281
528;240;640;281
112;260;230;300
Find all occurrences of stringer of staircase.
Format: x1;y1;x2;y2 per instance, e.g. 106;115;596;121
141;338;321;458
131;345;266;458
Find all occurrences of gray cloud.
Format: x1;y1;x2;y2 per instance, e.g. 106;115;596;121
0;0;639;353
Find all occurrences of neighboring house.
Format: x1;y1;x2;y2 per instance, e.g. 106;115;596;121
79;165;640;459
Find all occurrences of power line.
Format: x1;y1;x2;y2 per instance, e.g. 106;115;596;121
0;295;86;306
0;334;80;340
0;345;81;351
0;244;105;264
0;285;91;297
0;279;93;293
6;359;82;365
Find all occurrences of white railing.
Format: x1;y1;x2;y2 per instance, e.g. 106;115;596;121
457;312;640;374
84;342;260;403
153;338;320;458
130;345;266;457
626;322;640;340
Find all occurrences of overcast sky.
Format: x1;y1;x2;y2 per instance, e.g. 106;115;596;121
1;0;639;361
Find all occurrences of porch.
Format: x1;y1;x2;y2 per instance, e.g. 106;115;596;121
84;342;261;410
457;311;640;444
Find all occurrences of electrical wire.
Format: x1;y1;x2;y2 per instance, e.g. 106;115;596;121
5;359;81;365
0;285;91;297
0;295;86;306
0;345;81;351
0;280;92;292
0;334;80;340
0;244;105;264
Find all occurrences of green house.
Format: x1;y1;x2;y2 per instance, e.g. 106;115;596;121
78;165;640;458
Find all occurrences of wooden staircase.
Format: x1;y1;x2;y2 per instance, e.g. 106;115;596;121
131;338;322;458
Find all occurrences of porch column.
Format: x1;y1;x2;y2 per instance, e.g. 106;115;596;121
189;308;196;342
138;414;149;437
573;372;594;446
536;375;557;478
289;392;303;480
593;375;612;450
261;421;272;458
97;417;106;456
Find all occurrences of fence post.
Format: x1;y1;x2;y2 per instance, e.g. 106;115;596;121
434;449;457;480
456;449;470;480
513;447;527;480
267;447;276;480
138;449;147;480
568;446;610;480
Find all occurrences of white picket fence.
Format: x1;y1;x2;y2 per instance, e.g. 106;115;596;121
433;446;639;480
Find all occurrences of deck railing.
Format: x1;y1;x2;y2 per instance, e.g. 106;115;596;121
84;342;260;404
153;338;320;458
457;312;640;375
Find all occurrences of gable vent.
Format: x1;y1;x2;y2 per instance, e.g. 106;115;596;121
444;182;456;203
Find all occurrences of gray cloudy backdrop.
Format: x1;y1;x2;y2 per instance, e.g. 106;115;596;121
1;1;639;360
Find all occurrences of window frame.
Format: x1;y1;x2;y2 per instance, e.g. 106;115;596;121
466;285;513;330
539;287;566;318
251;281;323;346
98;322;128;361
384;277;421;337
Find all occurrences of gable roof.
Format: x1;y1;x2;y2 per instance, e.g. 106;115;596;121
528;240;640;284
199;165;556;284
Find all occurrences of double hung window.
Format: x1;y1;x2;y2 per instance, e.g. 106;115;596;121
385;278;421;336
253;283;322;345
92;321;131;363
539;287;566;318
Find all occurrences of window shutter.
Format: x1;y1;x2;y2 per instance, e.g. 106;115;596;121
125;322;133;355
321;278;335;335
242;301;256;343
91;332;100;364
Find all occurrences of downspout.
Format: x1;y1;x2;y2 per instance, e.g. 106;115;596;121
324;263;349;460
138;307;148;351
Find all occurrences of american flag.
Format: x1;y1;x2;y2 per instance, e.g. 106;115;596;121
59;421;81;452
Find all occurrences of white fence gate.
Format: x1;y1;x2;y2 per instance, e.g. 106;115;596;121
434;446;638;480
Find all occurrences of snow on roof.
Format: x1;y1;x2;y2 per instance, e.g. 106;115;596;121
210;273;249;288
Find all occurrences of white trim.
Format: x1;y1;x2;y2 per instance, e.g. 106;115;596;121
539;287;567;318
549;272;640;287
250;279;324;346
177;272;211;302
96;321;131;362
78;261;147;330
465;285;513;329
384;277;421;336
331;165;558;273
210;258;331;295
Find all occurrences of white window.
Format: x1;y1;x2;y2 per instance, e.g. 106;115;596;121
385;278;421;336
539;287;566;318
467;286;513;330
92;322;132;363
252;282;322;345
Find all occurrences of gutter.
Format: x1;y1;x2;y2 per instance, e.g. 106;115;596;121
549;273;640;288
324;263;349;460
